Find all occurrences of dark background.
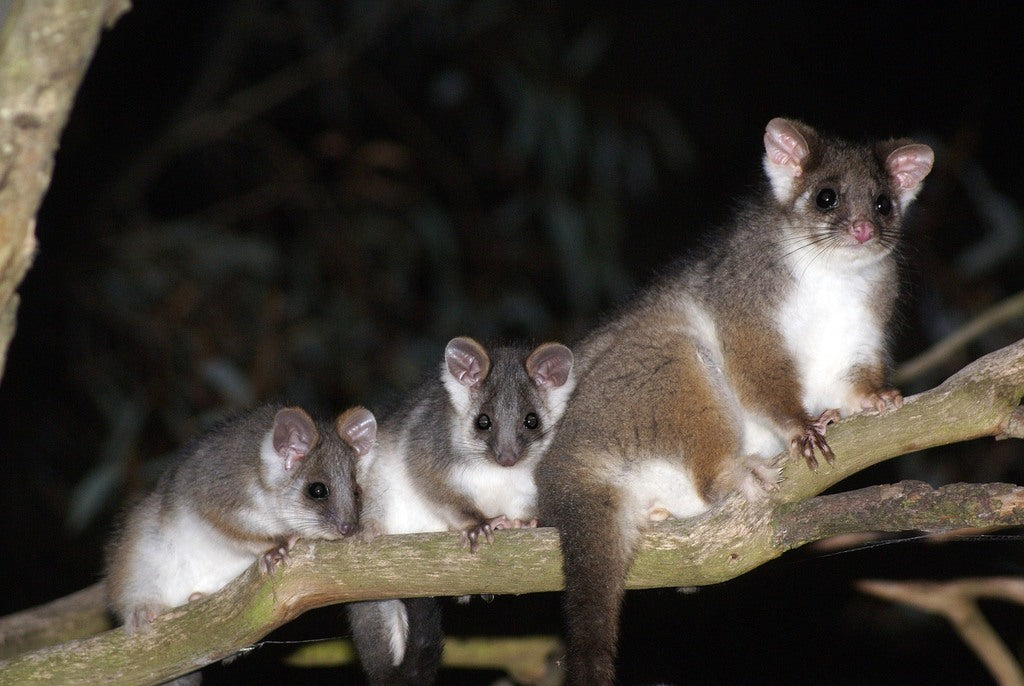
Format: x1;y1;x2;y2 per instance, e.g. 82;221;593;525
2;1;1023;684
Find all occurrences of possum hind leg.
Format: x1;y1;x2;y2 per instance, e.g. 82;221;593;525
538;333;750;686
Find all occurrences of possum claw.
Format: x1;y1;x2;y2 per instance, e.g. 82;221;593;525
461;516;511;552
790;409;839;470
259;536;298;574
856;387;903;414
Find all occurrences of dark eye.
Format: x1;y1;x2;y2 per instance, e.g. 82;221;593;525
307;482;329;500
875;194;892;216
475;414;491;430
524;413;539;430
815;188;838;211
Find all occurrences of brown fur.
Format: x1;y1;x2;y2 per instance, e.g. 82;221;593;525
537;118;933;685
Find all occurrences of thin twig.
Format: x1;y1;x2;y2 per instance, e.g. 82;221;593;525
858;578;1024;686
895;289;1024;385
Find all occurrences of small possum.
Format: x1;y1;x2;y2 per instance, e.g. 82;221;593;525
348;336;574;685
535;117;934;685
105;404;376;634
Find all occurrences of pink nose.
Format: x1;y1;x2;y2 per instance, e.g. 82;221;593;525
495;448;519;467
850;220;875;244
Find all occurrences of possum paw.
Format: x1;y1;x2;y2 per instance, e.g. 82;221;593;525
735;454;782;501
461;516;510;552
853;387;903;414
124;602;166;634
259;535;298;574
789;408;840;470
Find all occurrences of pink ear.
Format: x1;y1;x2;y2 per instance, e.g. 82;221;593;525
336;406;377;457
763;118;810;176
886;143;934;191
526;342;574;389
445;337;491;388
272;407;318;470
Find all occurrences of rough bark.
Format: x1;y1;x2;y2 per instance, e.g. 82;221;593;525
0;0;131;378
1;338;1022;685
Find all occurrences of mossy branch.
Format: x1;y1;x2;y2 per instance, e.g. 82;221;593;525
1;337;1022;684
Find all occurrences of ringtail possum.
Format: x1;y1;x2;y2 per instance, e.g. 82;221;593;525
106;404;375;634
535;117;934;685
348;336;574;685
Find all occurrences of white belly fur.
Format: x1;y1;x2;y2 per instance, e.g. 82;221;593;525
121;504;258;610
448;458;538;522
621;458;710;522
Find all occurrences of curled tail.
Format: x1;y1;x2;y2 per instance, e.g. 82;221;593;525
348;597;443;685
541;470;639;686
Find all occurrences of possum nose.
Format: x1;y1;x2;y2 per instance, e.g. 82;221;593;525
495;448;519;467
850;220;875;244
328;513;357;538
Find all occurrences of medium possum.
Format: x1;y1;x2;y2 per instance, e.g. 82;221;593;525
106;404;374;633
349;337;573;684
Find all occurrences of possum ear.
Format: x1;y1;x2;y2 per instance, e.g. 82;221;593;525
335;407;377;457
443;337;491;417
526;343;574;389
884;143;934;204
763;117;814;202
444;337;491;388
272;407;319;471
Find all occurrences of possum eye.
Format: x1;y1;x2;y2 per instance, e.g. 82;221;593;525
523;413;539;430
475;414;492;430
814;187;838;211
874;194;892;216
307;482;329;500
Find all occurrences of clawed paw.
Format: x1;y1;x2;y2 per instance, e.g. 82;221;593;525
461;516;511;552
460;524;493;552
855;388;903;414
259;536;297;574
125;603;165;634
790;408;840;470
492;516;537;530
259;546;289;574
359;520;384;543
737;456;782;501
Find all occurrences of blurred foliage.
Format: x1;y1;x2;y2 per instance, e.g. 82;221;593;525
54;0;693;526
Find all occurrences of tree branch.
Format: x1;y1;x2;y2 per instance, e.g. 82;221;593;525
894;289;1024;385
858;577;1024;686
2;338;1023;685
0;0;131;378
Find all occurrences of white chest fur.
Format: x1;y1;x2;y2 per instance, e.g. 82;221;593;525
778;252;887;415
359;434;451;535
448;457;538;521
